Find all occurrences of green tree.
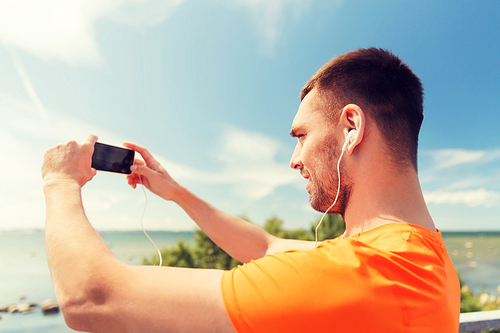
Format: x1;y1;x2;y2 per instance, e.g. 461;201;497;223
263;215;310;240
460;285;484;313
143;214;346;267
143;239;194;267
310;213;345;241
459;277;500;333
192;229;240;270
143;230;241;269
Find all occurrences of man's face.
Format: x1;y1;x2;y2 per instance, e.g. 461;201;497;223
289;90;350;214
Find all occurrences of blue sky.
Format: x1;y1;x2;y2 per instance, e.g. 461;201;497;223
0;0;499;231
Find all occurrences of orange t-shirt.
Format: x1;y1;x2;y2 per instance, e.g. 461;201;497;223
221;223;460;333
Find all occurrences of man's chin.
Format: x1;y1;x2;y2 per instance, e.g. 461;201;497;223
309;197;328;213
308;185;341;212
309;195;343;214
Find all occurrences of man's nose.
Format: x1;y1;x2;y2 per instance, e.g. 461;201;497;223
289;144;303;170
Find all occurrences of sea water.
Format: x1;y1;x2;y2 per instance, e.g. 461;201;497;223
1;230;499;332
443;231;500;294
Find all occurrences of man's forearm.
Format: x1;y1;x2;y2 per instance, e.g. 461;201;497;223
172;185;276;263
172;186;316;262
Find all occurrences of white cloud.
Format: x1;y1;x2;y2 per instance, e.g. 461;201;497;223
9;52;49;119
0;0;185;65
213;127;298;199
0;129;46;230
0;0;103;64
215;126;281;164
424;189;500;208
446;177;491;190
424;148;500;170
234;0;313;55
0;0;319;64
104;0;185;28
426;149;486;170
157;126;300;200
0;94;122;145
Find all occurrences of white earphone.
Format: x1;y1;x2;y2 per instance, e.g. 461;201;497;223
342;129;357;152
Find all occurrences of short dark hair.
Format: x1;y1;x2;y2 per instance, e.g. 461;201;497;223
301;48;424;169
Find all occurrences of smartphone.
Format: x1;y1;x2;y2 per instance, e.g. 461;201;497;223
92;142;135;174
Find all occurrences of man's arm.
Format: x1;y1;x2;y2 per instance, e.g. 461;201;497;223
123;142;315;263
42;136;235;333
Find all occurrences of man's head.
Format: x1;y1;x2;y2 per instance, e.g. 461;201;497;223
290;48;424;214
301;47;424;170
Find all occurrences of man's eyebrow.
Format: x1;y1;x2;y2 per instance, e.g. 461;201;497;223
289;125;303;138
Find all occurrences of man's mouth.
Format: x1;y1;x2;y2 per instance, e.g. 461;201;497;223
301;172;311;191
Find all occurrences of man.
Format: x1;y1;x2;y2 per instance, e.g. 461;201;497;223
42;48;460;332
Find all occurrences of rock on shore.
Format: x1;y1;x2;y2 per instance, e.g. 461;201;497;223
40;300;60;314
0;299;59;315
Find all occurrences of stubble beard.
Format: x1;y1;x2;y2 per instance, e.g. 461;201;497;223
307;141;351;216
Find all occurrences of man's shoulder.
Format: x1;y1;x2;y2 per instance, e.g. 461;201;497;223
348;222;443;247
316;222;447;263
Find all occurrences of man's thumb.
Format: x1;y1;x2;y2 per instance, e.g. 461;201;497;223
131;164;149;175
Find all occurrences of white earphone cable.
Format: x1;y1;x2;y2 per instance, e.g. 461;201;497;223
139;177;162;267
314;149;345;247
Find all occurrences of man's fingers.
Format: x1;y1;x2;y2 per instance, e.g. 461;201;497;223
126;173;140;188
133;158;145;166
130;164;149;175
123;142;160;169
42;135;99;187
84;134;99;146
82;134;98;158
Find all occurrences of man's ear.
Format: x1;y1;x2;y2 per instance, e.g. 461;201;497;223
340;104;365;155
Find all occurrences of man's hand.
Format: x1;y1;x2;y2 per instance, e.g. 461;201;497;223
42;134;98;187
123;142;181;201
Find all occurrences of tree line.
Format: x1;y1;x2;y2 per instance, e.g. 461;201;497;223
142;214;345;269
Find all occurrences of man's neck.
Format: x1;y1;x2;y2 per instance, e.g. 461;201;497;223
343;164;436;237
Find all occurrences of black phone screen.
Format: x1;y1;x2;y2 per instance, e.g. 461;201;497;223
92;142;135;174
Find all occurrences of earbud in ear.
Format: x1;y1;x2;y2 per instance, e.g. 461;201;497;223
342;129;357;152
